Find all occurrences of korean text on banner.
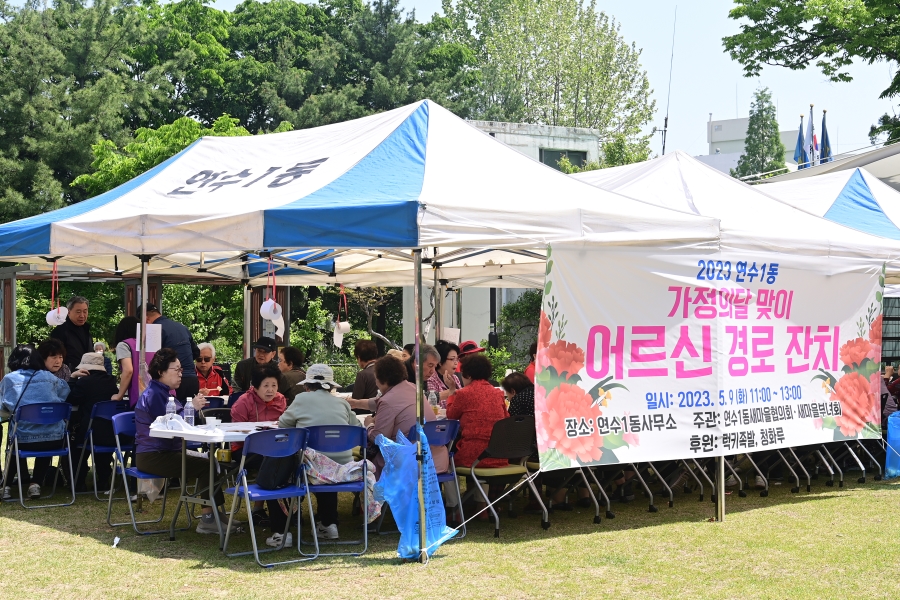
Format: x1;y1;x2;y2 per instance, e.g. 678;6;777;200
536;245;885;471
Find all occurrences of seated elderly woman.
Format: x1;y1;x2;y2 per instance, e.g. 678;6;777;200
501;372;535;416
446;353;509;517
364;356;447;478
278;364;360;541
37;338;71;382
230;362;288;542
427;340;462;407
0;344;71;500
133;348;236;535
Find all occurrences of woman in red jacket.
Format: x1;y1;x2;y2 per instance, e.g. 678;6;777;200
446;353;509;518
229;362;287;536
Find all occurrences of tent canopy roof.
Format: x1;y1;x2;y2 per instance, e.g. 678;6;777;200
572;150;900;260
760;168;900;240
0;101;721;288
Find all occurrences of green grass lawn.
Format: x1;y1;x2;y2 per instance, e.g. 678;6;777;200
1;467;899;599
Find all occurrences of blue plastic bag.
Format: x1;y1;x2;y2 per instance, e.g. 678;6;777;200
886;412;900;479
374;425;458;559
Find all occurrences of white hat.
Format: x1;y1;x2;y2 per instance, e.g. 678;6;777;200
75;352;106;372
299;364;338;390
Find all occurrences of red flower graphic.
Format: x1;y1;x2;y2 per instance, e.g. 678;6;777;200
839;337;871;367
831;371;876;437
538;311;552;350
541;340;585;376
870;314;883;347
536;383;604;463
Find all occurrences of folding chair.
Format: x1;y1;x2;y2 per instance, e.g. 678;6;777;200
200;407;232;424
2;403;76;509
74;400;130;500
223;428;318;568
463;415;549;538
300;425;369;556
408;420;466;538
203;397;225;410
106;412;190;535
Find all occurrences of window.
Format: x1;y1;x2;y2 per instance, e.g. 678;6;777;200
539;149;587;171
884;298;900;365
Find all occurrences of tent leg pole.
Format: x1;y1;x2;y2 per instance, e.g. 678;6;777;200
433;263;442;342
139;256;149;383
715;456;725;522
243;284;252;359
413;249;427;563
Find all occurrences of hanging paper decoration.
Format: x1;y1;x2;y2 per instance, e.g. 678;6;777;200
334;285;351;347
45;261;68;326
258;256;285;337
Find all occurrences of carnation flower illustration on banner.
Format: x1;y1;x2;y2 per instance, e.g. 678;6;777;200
811;263;885;440
535;246;630;470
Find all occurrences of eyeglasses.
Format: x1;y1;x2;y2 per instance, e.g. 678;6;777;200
195;357;213;363
167;367;184;374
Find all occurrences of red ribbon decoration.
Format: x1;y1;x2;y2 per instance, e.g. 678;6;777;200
51;261;60;315
266;256;276;301
338;284;349;324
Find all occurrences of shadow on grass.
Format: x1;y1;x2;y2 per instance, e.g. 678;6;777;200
3;461;897;574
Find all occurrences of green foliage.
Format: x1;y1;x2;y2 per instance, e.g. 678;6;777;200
161;284;244;363
16;280;124;348
558;134;651;173
457;0;654;147
731;87;787;179
496;290;542;365
722;1;900;143
479;340;513;382
869;111;900;145
289;296;332;356
73;115;255;196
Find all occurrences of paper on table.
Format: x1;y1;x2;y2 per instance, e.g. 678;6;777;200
145;323;162;352
441;327;461;344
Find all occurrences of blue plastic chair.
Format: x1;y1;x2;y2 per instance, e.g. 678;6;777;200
408;419;466;539
204;397;225;410
106;411;190;535
74;400;130;500
223;428;318;568
228;392;243;406
301;425;369;556
1;402;75;509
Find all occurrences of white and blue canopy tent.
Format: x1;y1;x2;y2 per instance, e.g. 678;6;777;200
0;101;719;289
572;150;900;268
759;167;900;241
0;100;723;559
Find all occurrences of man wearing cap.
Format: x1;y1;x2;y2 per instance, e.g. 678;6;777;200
233;336;286;394
146;304;201;401
67;352;119;492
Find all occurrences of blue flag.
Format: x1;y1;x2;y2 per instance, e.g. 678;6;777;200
820;111;833;163
794;116;808;169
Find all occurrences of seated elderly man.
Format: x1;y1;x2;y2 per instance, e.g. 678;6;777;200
195;342;231;397
347;344;441;413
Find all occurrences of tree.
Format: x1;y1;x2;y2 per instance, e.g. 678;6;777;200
731;87;787;179
722;0;900;142
557;133;651;173
450;0;654;148
161;284;244;362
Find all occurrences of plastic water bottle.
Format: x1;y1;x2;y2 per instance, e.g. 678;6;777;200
427;390;439;415
165;396;177;420
183;399;194;426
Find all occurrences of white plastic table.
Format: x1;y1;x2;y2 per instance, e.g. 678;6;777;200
149;421;278;545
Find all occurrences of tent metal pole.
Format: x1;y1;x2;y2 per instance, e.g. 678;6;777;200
715;456;725;521
243;284;252;359
433;262;442;342
139;257;149;389
413;249;427;563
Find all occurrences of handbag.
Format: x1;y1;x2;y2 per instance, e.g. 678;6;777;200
255;453;299;490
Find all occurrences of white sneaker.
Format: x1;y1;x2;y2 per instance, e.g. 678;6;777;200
724;475;738;487
28;483;40;499
755;475;766;490
316;522;338;540
265;532;292;548
2;486;10;500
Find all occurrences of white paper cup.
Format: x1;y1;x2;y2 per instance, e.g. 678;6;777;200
206;417;220;429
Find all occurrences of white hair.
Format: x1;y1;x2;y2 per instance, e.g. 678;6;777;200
197;342;216;358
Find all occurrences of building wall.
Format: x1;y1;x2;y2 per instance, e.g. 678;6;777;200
469;120;601;169
707;117;799;166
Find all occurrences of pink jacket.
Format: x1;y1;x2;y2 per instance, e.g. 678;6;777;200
230;387;287;452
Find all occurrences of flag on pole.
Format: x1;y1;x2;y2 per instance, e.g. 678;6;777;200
820;110;833;163
804;104;817;168
794;115;808;169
